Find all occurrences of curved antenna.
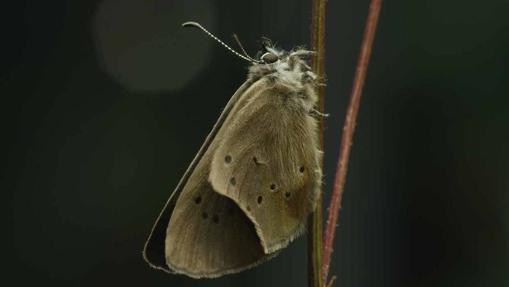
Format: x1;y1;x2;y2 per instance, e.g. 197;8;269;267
182;21;261;64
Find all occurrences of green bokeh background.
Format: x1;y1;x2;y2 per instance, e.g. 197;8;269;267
3;0;509;286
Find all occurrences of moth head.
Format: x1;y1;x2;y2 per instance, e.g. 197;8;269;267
181;21;317;85
248;45;317;86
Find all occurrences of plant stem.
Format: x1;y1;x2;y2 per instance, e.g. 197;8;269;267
308;0;326;286
321;0;383;284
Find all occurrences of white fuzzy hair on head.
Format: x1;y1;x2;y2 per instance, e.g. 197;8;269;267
248;47;318;89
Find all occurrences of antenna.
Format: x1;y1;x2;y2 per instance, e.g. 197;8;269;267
232;33;255;61
182;21;261;64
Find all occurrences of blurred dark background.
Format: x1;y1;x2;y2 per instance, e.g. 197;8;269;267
2;0;509;286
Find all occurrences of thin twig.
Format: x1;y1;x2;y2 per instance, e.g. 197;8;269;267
308;0;326;287
321;0;383;283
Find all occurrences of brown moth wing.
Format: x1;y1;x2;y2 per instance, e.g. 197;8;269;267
144;78;280;278
209;80;321;254
164;171;267;278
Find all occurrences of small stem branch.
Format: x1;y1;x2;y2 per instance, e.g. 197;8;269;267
308;0;326;287
321;0;383;283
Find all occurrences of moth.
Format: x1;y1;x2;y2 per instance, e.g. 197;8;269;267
143;21;323;278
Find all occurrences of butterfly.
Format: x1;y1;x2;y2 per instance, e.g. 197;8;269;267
143;21;323;278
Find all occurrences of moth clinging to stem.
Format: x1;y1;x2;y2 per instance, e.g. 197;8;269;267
143;21;324;278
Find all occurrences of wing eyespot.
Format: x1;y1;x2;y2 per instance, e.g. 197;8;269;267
285;192;292;199
225;155;232;164
194;196;202;204
257;195;263;205
230;177;236;186
270;183;277;191
299;166;305;173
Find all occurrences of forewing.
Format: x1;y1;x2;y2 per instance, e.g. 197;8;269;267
209;83;322;254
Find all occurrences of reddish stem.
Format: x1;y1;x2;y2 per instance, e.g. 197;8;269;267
321;0;383;283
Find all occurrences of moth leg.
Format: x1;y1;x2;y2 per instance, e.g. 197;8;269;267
310;108;329;118
252;156;267;165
